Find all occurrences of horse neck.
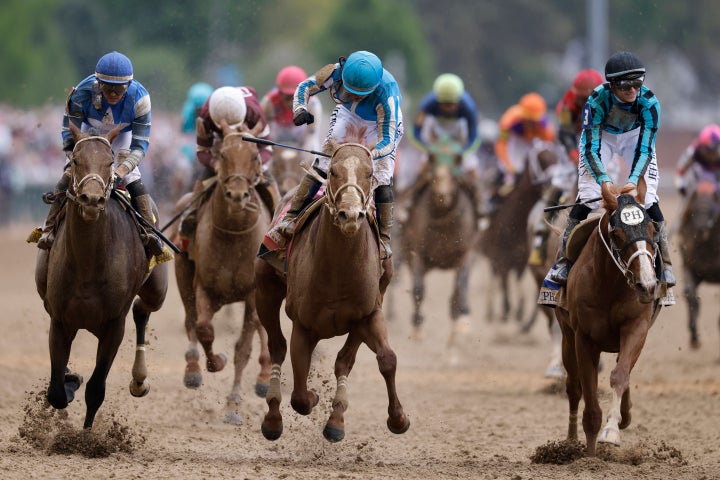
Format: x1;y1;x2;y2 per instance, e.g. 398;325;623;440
591;216;627;284
311;207;377;268
62;203;114;265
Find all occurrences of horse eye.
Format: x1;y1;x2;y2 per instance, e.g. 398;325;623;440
329;168;336;177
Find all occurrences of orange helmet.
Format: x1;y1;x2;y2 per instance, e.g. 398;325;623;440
276;66;307;95
572;69;603;96
519;92;547;121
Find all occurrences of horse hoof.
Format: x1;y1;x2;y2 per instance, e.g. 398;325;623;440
207;353;227;372
183;371;202;389
261;423;283;441
387;415;410;435
323;424;345;443
63;373;83;403
224;411;243;425
255;382;269;398
598;425;621;446
690;338;701;350
129;380;150;397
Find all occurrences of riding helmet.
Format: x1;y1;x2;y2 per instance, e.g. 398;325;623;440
208;86;247;129
95;51;134;84
519;92;547;121
342;51;383;96
276;66;307;95
433;73;465;103
604;51;646;81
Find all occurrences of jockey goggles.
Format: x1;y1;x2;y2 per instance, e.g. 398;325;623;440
98;81;130;95
612;76;644;91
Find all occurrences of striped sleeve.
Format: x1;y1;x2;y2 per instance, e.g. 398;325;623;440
372;93;401;160
580;93;611;184
629;91;660;185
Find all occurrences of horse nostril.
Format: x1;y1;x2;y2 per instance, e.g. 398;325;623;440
78;193;90;205
97;197;106;208
338;211;348;222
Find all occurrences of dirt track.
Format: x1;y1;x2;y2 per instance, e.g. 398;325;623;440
0;191;719;479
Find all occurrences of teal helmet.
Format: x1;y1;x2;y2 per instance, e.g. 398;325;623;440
188;82;213;109
342;51;383;96
95;51;133;84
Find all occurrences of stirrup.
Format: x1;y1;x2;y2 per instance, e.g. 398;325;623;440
549;259;570;284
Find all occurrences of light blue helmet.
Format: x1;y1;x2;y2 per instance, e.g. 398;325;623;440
188;82;213;109
342;51;383;96
95;51;133;84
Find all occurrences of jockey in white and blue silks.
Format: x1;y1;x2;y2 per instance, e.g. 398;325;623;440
266;50;404;259
546;50;675;292
36;51;165;259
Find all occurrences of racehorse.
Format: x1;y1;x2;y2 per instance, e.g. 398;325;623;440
254;128;410;442
269;143;306;196
554;186;662;456
34;123;168;429
175;120;272;423
677;180;720;351
477;140;560;322
399;134;477;344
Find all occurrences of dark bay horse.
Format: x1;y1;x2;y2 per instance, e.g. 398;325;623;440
254;133;409;442
677;180;720;351
555;187;662;456
399;136;477;344
478;140;560;322
34;123;168;429
174;120;272;424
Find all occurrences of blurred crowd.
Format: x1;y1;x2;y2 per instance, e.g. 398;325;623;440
0;105;195;226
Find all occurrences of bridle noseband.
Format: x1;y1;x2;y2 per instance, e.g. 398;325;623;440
66;135;114;208
598;206;656;286
324;143;373;223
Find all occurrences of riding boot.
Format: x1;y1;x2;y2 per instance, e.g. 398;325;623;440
268;173;322;241
37;173;70;250
548;217;582;285
376;202;394;259
257;169;281;215
655;220;676;288
127;180;165;258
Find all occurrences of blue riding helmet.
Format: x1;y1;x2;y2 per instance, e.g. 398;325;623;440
342;51;383;96
95;51;134;84
188;82;213;108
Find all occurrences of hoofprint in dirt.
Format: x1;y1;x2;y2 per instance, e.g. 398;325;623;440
0;203;718;480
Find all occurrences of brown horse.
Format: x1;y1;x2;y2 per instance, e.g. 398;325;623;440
399;135;477;344
174;120;272;424
254;133;409;442
677;180;720;351
269;143;307;196
555;187;662;456
34;124;168;429
478;140;560;322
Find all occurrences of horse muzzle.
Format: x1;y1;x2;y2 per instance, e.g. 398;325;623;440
333;206;366;236
77;192;107;221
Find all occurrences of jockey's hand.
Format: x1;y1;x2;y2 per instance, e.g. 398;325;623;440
293;108;314;126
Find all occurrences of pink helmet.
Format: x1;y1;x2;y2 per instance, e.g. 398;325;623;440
697;124;720;147
276;66;307;95
572;69;603;94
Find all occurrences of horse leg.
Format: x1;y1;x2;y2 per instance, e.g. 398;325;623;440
224;298;262;425
544;315;565;379
323;332;363;442
500;272;510;322
254;259;287;440
575;330;602;456
409;254;425;340
684;277;701;349
84;320;125;429
599;326;648;447
128;298;151;397
619;387;632;430
556;310;580;442
513;270;526;323
360;309;410;435
194;287;226;372
255;323;271;398
449;261;472;343
47;320;78;409
177;255;202;388
289;323;320;415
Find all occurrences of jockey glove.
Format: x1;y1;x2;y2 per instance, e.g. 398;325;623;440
293;109;314;126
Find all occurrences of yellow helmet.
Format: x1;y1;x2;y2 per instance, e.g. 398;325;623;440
433;73;464;103
519;92;546;121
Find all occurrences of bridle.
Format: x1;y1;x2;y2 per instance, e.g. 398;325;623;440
598;209;656;286
218;132;262;199
65;135;114;208
323;143;373;223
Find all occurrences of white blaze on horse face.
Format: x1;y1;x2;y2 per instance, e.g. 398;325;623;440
340;155;363;206
635;240;657;288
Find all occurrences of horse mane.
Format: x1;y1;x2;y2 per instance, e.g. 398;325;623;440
324;124;375;156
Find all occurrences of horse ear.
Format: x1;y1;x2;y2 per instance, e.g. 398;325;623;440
106;125;122;144
69;122;84;142
249;120;264;137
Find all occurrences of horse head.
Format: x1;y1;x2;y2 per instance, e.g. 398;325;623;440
324;127;374;236
218;119;263;210
427;133;463;207
67;122;120;222
604;193;657;303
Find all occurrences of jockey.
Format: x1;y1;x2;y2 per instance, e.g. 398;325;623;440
260;65;323;152
178;86;281;240
674;124;720;196
36;51;165;258
548;50;676;289
408;73;483;224
266;50;404;259
491;92;556;213
528;69;603;265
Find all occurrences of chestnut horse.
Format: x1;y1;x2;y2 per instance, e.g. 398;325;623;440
254;133;410;442
34;124;168;429
478;140;561;322
677;180;720;351
555;188;662;456
399;135;477;344
175;121;272;424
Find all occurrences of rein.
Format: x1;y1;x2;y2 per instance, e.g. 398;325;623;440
597;211;656;284
324;143;373;223
65;136;114;206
